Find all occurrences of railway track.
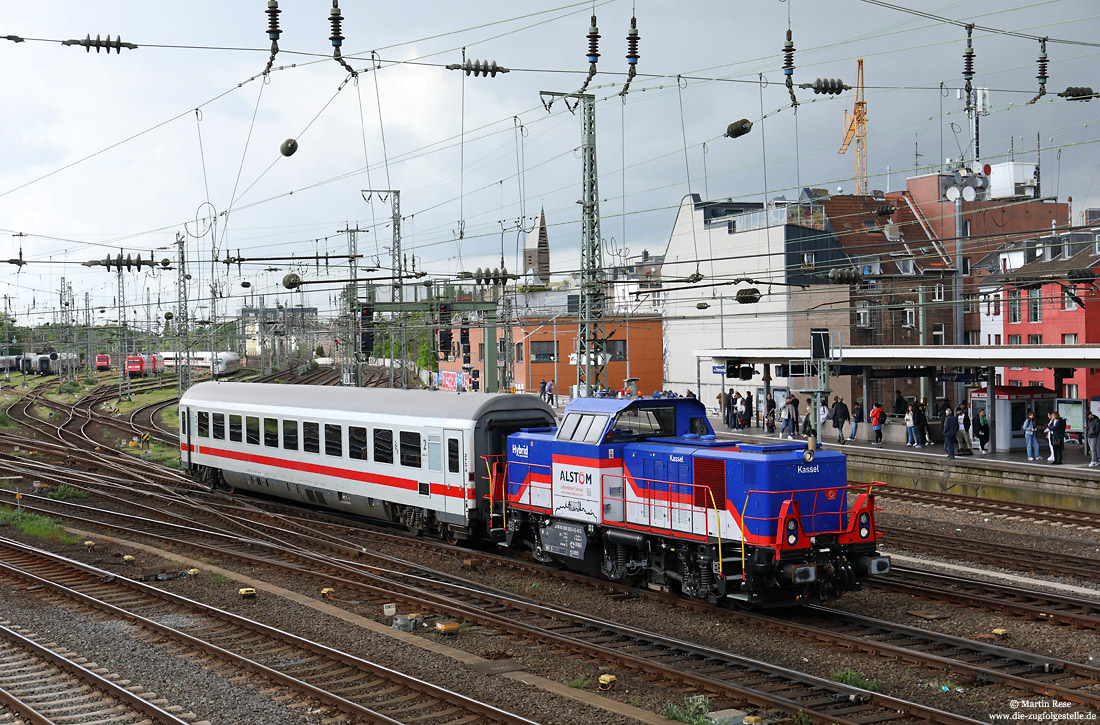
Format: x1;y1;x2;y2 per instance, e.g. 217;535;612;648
0;536;534;725
0;620;193;725
871;566;1100;630
882;486;1100;529
0;488;995;723
878;526;1100;582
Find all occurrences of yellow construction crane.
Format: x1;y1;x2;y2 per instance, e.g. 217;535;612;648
839;59;867;195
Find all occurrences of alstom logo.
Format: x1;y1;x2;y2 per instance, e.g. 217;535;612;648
559;470;593;485
511;444;529;458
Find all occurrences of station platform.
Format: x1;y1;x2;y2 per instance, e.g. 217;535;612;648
705;415;1100;513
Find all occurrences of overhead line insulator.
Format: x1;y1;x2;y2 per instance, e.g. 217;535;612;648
445;59;509;78
799;78;849;95
619;15;641;98
782;29;798;106
61;34;137;53
263;0;282;75
1059;86;1095;101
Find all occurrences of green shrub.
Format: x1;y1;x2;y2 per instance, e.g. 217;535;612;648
661;697;713;725
0;508;80;544
563;673;591;689
47;484;89;500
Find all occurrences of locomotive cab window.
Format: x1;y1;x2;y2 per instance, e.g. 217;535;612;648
283;420;299;450
263;418;279;447
447;438;460;473
325;424;343;457
610;406;677;438
228;415;243;443
212;413;225;440
689;417;710;436
374;428;393;464
400;431;421;468
198;411;209;437
556;413;609;443
349;426;368;460
303;422;320;454
246;416;260;445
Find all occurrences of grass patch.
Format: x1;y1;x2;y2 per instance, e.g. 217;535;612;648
0;411;16;429
210;573;228;584
0;507;80;544
661;696;713;725
107;388;178;417
121;442;181;469
832;668;882;691
47;484;89;500
562;673;592;689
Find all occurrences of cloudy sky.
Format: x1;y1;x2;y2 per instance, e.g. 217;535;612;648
1;0;1097;327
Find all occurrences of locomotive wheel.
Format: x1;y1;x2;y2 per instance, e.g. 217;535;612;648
443;528;461;546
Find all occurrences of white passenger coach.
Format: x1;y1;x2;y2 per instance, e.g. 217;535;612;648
179;382;555;542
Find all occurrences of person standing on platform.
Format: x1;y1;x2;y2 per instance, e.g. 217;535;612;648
765;393;776;434
802;398;815;437
732;393;744;430
913;403;928;448
717;390;729;429
904;404;917;446
869;402;885;445
942;407;959;459
832;396;850;444
1045;411;1057;462
725;388;736;428
976;409;991;454
743;391;754;428
1087;412;1100;467
1022;411;1041;461
956;406;973;455
849;401;863;441
893;390;907;417
1051;411;1067;465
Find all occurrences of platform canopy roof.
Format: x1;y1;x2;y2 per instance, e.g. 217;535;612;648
694;345;1099;368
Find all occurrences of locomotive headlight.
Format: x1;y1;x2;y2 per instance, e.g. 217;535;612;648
858;512;870;539
785;518;798;546
803;449;815;463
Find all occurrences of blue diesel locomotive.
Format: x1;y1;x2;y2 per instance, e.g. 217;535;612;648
494;396;889;606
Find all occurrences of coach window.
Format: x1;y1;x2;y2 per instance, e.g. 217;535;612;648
325;424;343;457
373;428;393;464
246;416;260;445
349;426;368;460
212;413;225;440
283;420;299;450
303;422;320;454
229;415;243;443
198;411;209;437
400;432;421;468
427;434;442;472
447;438;460;473
263;418;279;447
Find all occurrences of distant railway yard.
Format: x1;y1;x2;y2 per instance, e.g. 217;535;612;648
0;370;1095;724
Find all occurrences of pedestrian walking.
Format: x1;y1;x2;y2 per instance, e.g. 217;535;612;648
1051;411;1066;465
869;402;885;445
904;405;917;446
1022;411;1040;460
942;407;959;459
832;396;850;444
849;401;863;441
1087;412;1100;467
546;379;555;407
975;409;990;454
538;379;546;401
802;398;815;437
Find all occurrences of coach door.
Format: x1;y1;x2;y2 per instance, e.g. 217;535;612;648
181;407;193;469
444;430;465;517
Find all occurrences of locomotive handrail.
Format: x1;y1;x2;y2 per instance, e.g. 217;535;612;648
599;473;724;547
738;482;885;580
